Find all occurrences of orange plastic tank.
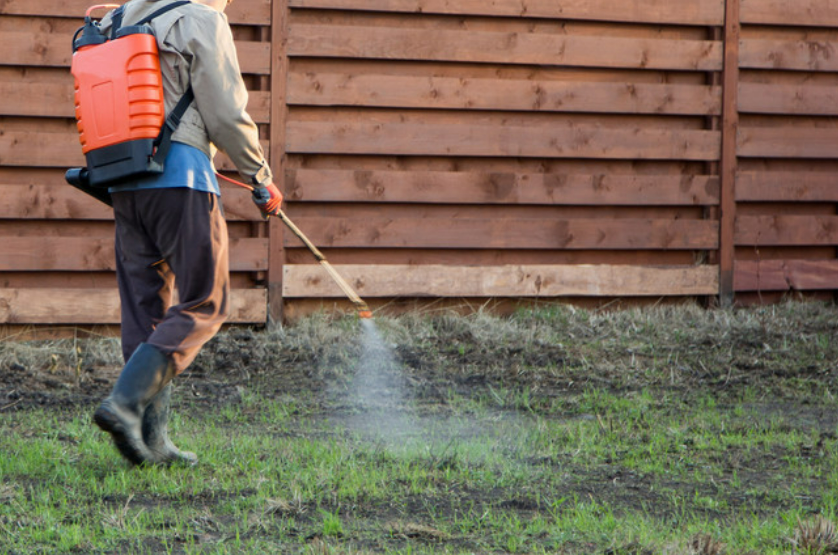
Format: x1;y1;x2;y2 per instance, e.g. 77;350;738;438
72;32;165;154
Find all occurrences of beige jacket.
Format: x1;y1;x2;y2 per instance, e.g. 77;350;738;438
99;0;272;187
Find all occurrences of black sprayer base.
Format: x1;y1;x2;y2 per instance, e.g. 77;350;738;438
65;168;113;207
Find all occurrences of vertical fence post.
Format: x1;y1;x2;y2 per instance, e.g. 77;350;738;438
703;25;722;307
268;0;289;323
719;0;740;307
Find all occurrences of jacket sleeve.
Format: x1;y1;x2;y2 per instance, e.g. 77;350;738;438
179;10;273;186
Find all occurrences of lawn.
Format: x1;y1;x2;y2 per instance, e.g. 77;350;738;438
2;301;838;554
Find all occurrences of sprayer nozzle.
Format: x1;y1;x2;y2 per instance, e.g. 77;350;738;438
358;310;373;319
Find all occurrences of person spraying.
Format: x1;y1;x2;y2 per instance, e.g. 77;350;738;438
70;0;282;466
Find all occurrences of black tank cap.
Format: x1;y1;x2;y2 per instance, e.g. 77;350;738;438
73;20;107;51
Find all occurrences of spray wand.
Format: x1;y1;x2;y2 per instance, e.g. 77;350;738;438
216;173;373;320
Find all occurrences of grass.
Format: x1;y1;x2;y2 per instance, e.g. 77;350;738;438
1;300;838;553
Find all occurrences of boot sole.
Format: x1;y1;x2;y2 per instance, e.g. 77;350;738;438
93;407;147;466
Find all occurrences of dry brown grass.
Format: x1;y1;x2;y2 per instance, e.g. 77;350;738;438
689;533;726;555
793;516;838;555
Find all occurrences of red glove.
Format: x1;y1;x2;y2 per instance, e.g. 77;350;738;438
251;183;283;217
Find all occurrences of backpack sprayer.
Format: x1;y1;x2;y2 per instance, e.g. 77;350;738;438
64;2;373;320
67;2;194;189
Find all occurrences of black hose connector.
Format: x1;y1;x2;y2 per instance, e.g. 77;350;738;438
65;167;89;187
65;167;113;207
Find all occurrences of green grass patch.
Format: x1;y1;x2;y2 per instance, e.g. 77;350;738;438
2;301;838;553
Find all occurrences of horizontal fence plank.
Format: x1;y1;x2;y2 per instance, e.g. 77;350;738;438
286;121;721;160
0;32;270;74
288;0;725;26
2;31;72;67
0;81;73;118
0;288;267;324
0;0;272;25
0;131;84;167
736;215;838;246
739;83;838;115
0;131;268;174
0;183;262;222
737;172;838;202
288;72;722;115
284;217;718;250
283;263;720;297
740;39;838;72
738;128;838;158
286;250;701;266
0;79;270;121
740;0;838;27
735;259;838;292
0;237;268;272
286;169;720;205
0;184;112;219
224;42;271;75
288;25;724;71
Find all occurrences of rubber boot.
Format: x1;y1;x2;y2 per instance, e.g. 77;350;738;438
93;343;176;465
142;384;198;466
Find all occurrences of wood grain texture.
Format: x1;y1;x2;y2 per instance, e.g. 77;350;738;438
286;121;721;160
739;83;838;116
740;39;838;72
283;217;719;250
0;182;262;222
288;72;722;115
0;79;270;121
718;0;740;306
268;0;291;321
288;0;726;26
737;172;838;202
740;0;838;27
286;169;720;205
283;264;720;297
736;215;838;246
0;131;269;173
0;288;267;324
738;128;838;158
735;259;838;291
0;0;272;25
0;32;270;74
8;0;838;315
288;25;724;71
0;237;268;272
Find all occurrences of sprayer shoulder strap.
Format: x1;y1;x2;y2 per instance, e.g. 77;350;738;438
135;1;192;26
109;6;125;39
110;0;192;38
151;85;194;168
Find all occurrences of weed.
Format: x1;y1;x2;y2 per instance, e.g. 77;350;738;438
792;516;838;555
319;509;344;538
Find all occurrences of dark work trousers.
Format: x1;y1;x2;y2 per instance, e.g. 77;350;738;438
112;188;230;374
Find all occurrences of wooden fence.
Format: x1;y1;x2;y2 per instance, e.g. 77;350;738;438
0;0;836;326
734;0;838;304
0;0;274;326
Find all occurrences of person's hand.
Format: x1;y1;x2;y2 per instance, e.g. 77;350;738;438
251;183;282;217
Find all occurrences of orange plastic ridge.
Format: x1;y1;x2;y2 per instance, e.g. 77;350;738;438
72;33;165;153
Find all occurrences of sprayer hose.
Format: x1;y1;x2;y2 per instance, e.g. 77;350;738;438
215;172;372;318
